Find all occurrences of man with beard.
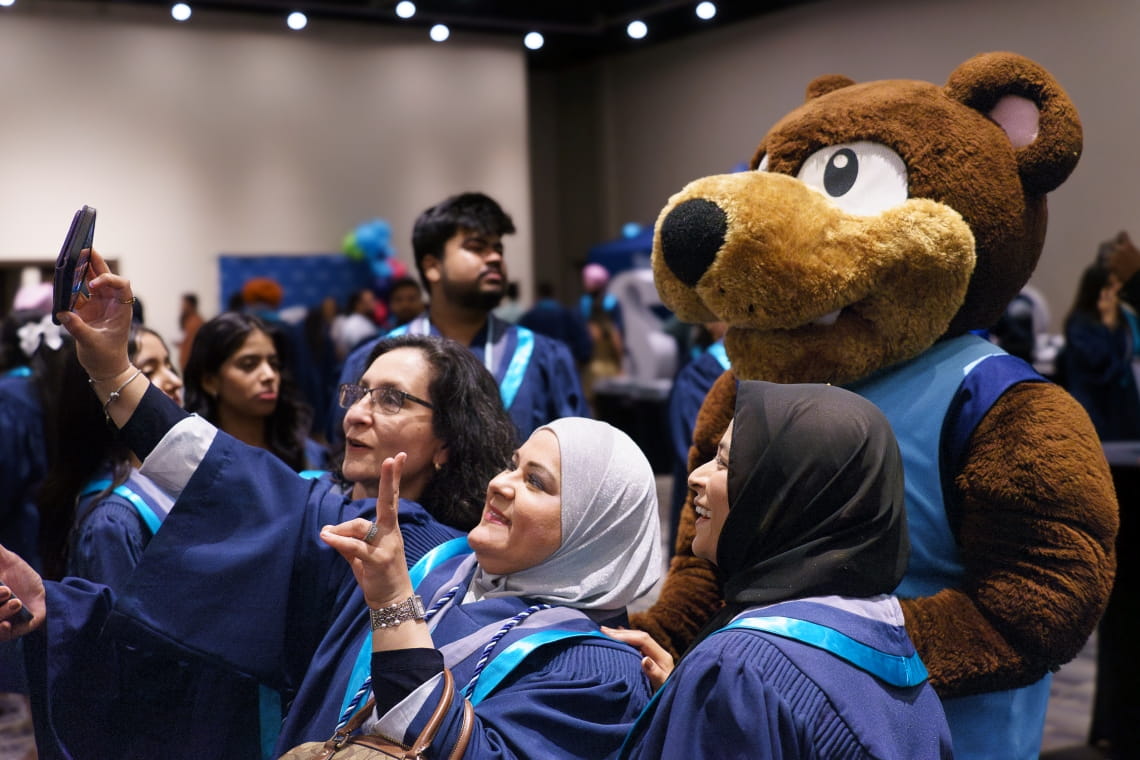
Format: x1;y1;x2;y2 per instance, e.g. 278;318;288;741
333;192;586;443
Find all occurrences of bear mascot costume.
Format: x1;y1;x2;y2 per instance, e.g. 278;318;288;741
633;52;1119;759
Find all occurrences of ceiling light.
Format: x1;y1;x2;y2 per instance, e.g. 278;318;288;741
429;24;450;42
395;1;415;19
524;31;544;51
626;20;648;40
286;11;307;30
171;3;191;22
696;2;717;20
0;0;16;7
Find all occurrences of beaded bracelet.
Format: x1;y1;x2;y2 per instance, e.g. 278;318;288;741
90;367;143;423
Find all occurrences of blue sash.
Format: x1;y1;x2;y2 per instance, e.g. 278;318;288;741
619;612;927;759
81;479;163;535
717;615;928;687
388;319;534;410
706;340;730;371
466;629;614;705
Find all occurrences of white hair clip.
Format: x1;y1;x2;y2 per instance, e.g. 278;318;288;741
17;314;65;357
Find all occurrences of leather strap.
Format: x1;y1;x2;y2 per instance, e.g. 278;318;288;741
406;668;456;755
332;668;472;759
447;699;474;760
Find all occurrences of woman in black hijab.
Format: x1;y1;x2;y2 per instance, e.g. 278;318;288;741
613;381;953;759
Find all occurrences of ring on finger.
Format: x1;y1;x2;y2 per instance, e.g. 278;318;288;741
364;521;379;544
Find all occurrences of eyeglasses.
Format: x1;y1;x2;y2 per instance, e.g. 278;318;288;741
338;383;434;415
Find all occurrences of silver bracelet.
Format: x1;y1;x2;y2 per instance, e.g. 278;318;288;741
91;367;143;422
369;594;425;630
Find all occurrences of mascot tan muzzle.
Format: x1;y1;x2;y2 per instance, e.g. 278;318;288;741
653;171;975;385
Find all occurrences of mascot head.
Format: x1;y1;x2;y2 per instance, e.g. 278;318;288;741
652;52;1081;384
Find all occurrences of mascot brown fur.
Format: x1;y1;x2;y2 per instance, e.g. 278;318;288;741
632;52;1118;758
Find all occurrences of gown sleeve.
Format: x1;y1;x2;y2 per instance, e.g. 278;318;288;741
110;422;357;687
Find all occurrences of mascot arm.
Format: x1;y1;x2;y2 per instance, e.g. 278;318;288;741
629;370;738;658
900;381;1118;697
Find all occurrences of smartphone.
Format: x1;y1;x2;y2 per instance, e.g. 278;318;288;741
51;205;97;325
0;579;32;625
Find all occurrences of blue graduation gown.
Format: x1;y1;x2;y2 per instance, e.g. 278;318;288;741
0;374;44;693
1061;312;1140;440
67;469;172;588
0;374;44;572
621;598;953;760
519;299;594;364
368;553;652;760
333;314;587;443
24;398;462;758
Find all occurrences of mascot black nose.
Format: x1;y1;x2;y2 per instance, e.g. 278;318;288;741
659;198;728;287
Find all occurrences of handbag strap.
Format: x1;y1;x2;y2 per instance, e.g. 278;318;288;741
406;668;457;755
446;698;474;760
331;668;473;759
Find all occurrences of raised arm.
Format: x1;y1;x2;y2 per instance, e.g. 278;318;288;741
58;249;148;428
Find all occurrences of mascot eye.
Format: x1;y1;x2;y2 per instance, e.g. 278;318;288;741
796;141;907;216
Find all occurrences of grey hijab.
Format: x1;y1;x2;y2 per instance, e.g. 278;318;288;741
470;417;663;611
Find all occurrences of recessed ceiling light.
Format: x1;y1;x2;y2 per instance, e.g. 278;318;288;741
171;3;191;22
626;20;648;40
286;11;307;30
696;2;717;20
430;23;450;42
524;31;544;50
395;1;416;19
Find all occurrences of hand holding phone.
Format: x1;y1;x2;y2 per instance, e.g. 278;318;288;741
0;579;32;626
52;205;97;325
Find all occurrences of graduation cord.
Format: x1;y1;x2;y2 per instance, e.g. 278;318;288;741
335;583;463;731
460;603;553;699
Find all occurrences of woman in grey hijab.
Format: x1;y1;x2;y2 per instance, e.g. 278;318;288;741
319;416;663;759
613;381;953;760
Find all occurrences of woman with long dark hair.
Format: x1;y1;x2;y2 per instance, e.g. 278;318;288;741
37;323;183;582
182;311;319;471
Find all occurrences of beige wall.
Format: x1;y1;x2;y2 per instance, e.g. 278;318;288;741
3;0;1134;338
0;2;531;341
535;0;1137;332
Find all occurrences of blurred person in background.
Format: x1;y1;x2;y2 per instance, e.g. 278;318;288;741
183;311;326;472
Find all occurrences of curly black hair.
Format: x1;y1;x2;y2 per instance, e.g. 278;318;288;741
361;334;517;531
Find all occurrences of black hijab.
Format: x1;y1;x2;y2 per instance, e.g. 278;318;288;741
692;380;908;648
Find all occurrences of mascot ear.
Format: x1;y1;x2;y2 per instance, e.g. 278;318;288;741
805;73;856;100
944;51;1082;196
748;75;856;169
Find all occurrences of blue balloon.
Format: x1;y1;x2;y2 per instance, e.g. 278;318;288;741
353;219;395;262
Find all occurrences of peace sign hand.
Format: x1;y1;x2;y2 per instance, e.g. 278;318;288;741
320;453;415;609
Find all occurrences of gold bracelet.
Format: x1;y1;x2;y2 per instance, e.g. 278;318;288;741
93;367;142;422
